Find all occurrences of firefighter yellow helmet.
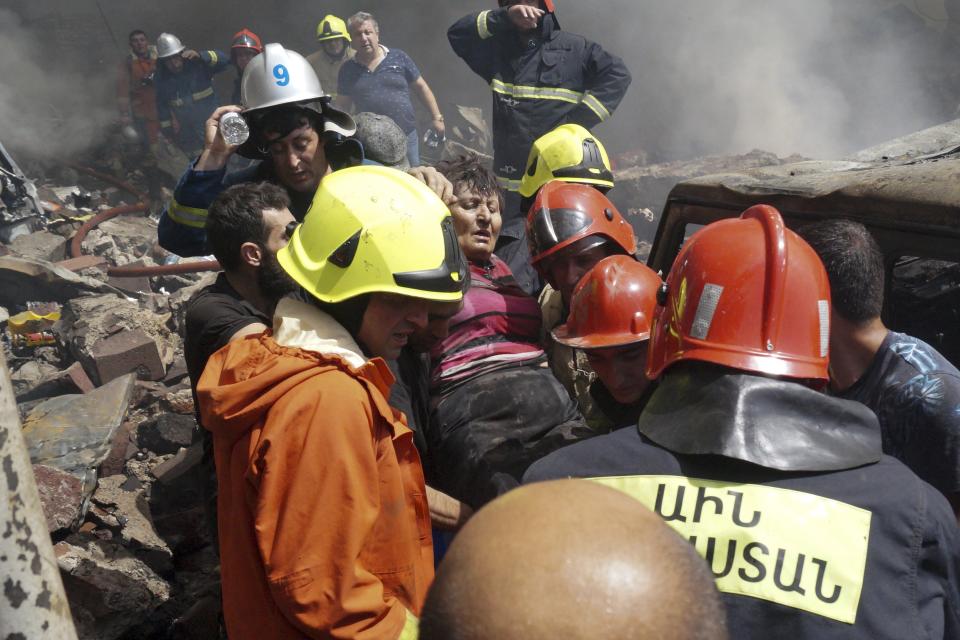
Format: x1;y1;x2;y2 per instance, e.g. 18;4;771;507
278;166;467;303
316;15;351;43
519;124;615;198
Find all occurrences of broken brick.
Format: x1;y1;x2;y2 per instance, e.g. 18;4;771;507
33;464;86;535
108;260;152;294
55;254;108;273
90;329;165;384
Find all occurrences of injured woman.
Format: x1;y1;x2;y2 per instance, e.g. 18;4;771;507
426;154;594;508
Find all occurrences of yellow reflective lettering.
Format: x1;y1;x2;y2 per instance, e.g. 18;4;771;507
592;475;871;624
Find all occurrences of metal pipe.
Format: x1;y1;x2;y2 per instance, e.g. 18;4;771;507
0;350;79;638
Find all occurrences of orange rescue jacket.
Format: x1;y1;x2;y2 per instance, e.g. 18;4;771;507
197;298;432;639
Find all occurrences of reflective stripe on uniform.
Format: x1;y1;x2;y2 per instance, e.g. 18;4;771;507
160;120;173;128
170;98;184;107
496;176;522;192
477;10;493;39
192;87;214;101
581;92;611;121
590;474;871;624
490;79;583;105
167;199;208;228
207;50;219;65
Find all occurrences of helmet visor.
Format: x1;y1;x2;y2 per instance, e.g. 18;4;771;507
529;207;593;256
394;217;468;294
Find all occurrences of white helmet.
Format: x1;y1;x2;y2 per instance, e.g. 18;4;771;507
241;43;354;136
156;33;185;59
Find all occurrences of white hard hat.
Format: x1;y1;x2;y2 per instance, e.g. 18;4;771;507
240;43;354;137
156;33;185;59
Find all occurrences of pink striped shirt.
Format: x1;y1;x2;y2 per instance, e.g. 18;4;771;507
430;256;544;393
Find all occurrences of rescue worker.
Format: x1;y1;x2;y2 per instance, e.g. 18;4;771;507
528;180;637;431
305;14;354;100
419;480;728;640
801;219;960;518
154;32;229;156
157;43;454;258
229;28;262;104
197;165;467;639
117;29;160;153
526;204;960;639
551;255;662;427
448;1;631;284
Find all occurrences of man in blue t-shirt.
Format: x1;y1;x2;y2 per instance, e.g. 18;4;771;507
802;219;960;518
337;11;445;167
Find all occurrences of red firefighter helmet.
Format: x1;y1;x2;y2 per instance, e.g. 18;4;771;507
231;28;263;54
646;204;831;385
552;255;662;350
527;181;635;271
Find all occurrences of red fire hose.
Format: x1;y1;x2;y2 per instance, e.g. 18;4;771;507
64;162;221;276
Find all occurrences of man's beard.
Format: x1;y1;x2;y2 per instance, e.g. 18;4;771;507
257;248;300;303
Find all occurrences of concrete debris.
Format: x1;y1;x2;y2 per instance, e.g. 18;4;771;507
0;255;124;309
16;361;95;402
55;534;171;640
21;373;136;490
56;293;177;384
137;413;196;456
8;229;67;262
90;328;166;384
91;475;173;576
33;464;87;535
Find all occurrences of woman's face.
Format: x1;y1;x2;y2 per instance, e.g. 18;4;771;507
449;184;502;263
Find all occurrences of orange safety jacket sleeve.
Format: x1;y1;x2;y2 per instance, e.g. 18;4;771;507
252;371;412;639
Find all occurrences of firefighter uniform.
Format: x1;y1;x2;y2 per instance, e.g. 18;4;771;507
448;6;631;235
525;368;960;639
156;50;229;155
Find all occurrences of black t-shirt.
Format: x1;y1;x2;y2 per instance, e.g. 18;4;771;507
388;348;434;483
184;273;269;398
838;330;960;495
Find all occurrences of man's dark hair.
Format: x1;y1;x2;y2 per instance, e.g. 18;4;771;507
799;219;885;324
206;182;291;271
128;29;146;41
254;106;322;143
435;154;504;213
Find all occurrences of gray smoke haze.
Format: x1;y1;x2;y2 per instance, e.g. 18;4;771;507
2;0;958;162
0;8;115;159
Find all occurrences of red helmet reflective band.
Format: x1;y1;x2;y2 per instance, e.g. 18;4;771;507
231;29;263;53
646;204;830;384
526;181;635;271
553;255;662;349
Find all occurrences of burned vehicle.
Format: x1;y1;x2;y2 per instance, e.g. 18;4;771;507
648;120;960;366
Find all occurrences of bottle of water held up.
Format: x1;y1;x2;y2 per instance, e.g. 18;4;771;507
219;112;250;146
423;129;445;149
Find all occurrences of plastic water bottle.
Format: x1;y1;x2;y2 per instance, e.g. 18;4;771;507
219;112;250;146
423;129;445;150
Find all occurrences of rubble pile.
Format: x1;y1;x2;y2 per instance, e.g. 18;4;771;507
2;152;221;639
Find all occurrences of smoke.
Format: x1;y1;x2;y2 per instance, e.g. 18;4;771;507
578;0;956;159
1;1;957;163
0;8;115;160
